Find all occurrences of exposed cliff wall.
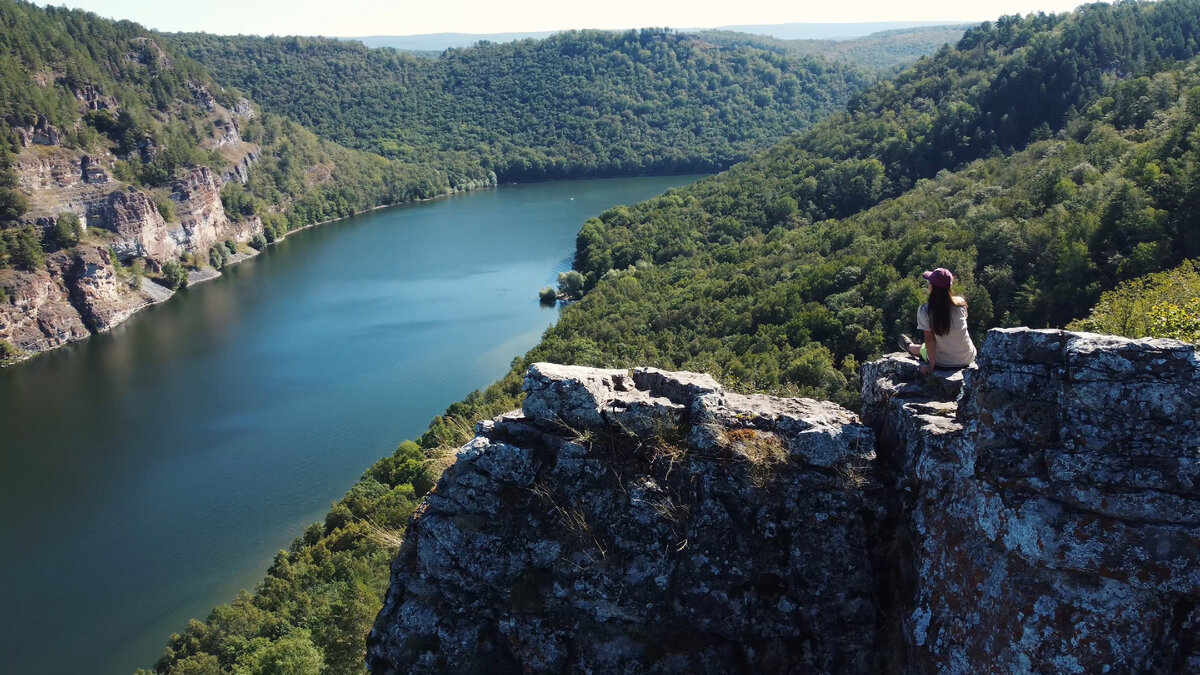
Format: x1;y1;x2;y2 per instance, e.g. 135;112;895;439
862;328;1199;674
3;88;265;362
0;249;170;360
369;329;1198;673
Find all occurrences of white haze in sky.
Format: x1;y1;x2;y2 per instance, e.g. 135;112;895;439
49;0;1092;36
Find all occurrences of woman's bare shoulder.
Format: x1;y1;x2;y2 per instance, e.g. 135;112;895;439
952;296;969;307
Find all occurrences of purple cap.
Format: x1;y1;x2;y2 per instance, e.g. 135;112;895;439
922;268;954;288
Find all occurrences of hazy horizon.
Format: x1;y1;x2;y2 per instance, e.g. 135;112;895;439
42;0;1089;38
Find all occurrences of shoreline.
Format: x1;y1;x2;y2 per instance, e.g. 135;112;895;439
3;172;709;369
1;184;501;369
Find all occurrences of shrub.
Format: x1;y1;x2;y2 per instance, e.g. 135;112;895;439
250;232;268;250
209;244;227;269
161;260;187;290
223;239;237;254
1146;298;1200;342
127;259;144;290
539;286;557;305
153;192;175;222
0;339;19;363
2;227;44;271
1069;259;1200;340
52;213;82;249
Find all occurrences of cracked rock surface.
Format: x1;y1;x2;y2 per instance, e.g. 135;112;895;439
368;363;881;673
863;328;1199;674
370;329;1198;673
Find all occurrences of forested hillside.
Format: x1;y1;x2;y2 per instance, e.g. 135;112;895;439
152;2;1200;673
167;30;876;180
697;25;968;70
0;0;506;369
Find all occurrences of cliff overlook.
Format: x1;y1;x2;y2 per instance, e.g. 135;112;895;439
368;327;1198;673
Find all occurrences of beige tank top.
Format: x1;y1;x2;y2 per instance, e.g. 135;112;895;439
917;303;977;367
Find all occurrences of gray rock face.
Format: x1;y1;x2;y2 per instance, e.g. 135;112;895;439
368;364;882;673
863;328;1199;674
370;330;1198;673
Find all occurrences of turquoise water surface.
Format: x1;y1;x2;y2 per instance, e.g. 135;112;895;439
0;175;702;674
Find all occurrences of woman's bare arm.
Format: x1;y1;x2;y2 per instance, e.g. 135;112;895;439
923;329;938;374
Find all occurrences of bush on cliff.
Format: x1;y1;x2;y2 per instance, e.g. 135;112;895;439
1;226;44;271
0;339;20;364
51;213;81;249
161;260;187;290
153;193;175;223
1070;259;1200;342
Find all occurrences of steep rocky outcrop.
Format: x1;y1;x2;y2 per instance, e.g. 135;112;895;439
862;328;1199;674
0;266;90;354
368;364;882;673
369;329;1198;673
0;249;168;359
3;93;268;363
169;166;232;251
89;188;172;260
64;247;150;331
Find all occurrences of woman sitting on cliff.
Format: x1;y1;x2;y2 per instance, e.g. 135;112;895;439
898;268;977;376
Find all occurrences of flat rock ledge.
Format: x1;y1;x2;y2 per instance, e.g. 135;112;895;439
368;363;881;674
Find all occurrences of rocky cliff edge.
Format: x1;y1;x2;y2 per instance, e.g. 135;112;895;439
368;328;1198;673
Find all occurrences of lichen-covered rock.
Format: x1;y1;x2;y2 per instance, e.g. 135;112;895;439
371;330;1197;673
864;328;1199;674
368;365;882;673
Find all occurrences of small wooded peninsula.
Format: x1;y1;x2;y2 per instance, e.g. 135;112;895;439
2;0;1199;672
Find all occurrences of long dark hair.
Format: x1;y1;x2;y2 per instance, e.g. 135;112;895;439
927;285;963;336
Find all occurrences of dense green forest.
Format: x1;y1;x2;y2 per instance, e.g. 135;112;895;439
151;2;1200;673
166;30;876;180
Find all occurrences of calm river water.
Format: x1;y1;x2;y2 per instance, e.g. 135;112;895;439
0;175;701;675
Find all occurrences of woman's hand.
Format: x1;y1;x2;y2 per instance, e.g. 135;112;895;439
919;364;933;377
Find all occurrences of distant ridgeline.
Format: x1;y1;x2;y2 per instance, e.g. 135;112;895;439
695;24;970;70
151;2;1200;673
164;29;879;181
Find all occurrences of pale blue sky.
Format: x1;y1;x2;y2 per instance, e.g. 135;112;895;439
47;0;1092;36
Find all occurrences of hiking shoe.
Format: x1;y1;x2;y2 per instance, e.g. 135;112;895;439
898;334;917;353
